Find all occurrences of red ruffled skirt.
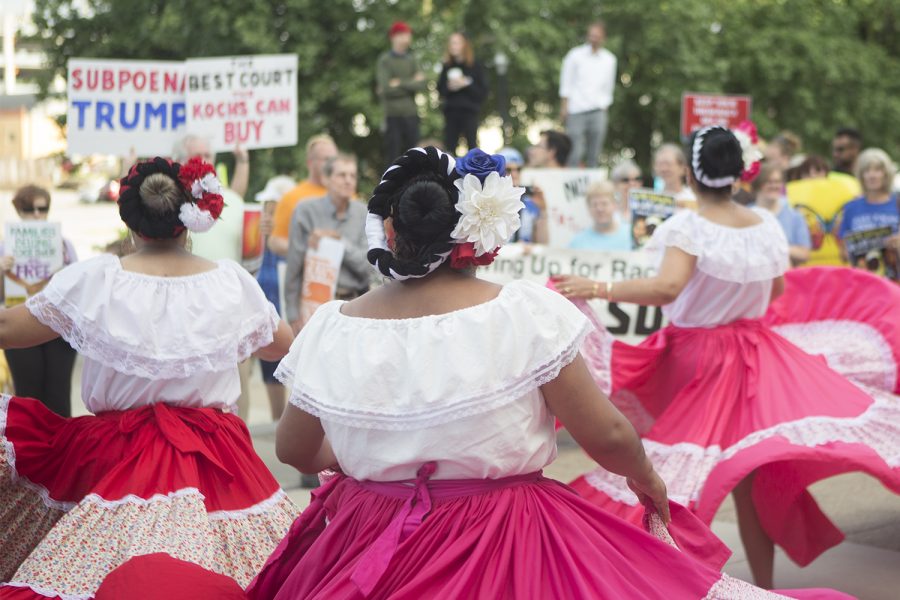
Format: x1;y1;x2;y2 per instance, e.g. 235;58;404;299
247;466;847;599
563;268;900;567
0;395;298;599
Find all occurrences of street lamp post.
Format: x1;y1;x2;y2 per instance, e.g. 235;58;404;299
494;51;510;145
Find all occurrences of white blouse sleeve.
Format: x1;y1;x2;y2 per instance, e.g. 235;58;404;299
644;210;789;283
26;256;280;379
275;280;593;430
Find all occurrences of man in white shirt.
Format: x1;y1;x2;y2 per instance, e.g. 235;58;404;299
559;21;617;168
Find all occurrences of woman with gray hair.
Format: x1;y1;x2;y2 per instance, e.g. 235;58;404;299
610;158;642;219
837;147;899;280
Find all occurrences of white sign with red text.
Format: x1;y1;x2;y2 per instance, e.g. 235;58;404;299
479;243;664;342
67;59;187;156
522;168;607;248
184;54;298;152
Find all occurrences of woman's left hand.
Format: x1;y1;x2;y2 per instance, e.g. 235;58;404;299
552;275;603;299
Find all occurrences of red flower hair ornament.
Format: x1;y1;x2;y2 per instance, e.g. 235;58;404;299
177;157;225;233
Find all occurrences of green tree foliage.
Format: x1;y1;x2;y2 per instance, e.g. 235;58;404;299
30;0;900;195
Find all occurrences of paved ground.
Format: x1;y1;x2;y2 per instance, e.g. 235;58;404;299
17;190;900;599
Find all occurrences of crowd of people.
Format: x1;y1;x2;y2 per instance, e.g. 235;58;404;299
0;16;898;600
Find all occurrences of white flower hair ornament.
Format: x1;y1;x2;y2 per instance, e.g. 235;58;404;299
177;157;226;233
451;172;525;257
692;122;763;188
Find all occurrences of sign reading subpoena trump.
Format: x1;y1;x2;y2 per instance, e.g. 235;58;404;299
67;59;187;156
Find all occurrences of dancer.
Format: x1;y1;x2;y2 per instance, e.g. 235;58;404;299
0;157;298;599
248;146;847;599
552;126;900;589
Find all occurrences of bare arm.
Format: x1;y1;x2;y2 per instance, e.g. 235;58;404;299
275;403;339;474
770;275;785;302
229;146;250;198
0;304;60;349
254;320;294;362
267;235;289;257
543;354;669;522
555;246;696;304
788;245;810;266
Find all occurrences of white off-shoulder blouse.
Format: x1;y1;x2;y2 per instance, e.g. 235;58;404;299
26;254;279;413
645;208;790;328
276;280;592;481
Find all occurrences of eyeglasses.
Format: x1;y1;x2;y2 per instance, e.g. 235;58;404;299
25;206;50;214
506;166;521;173
617;176;642;183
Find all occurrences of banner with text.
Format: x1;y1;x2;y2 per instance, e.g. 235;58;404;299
522;168;607;248
479;244;665;342
3;222;64;307
67;59;187;156
680;92;752;138
185;54;298;151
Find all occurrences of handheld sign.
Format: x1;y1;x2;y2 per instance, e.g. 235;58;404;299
67;59;186;156
680;93;751;138
522;168;607;248
185;54;298;151
628;188;676;249
299;237;344;326
3;222;64;307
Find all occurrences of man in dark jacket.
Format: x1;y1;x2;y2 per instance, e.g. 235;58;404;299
376;21;426;168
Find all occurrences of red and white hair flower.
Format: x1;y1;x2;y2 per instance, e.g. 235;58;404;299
177;157;225;233
732;120;763;182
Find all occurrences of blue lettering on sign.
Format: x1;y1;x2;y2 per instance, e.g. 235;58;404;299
96;101;114;130
172;102;186;130
72;100;91;128
144;102;167;129
119;101;140;129
71;100;187;131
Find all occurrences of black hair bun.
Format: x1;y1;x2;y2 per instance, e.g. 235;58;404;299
394;176;457;243
695;128;744;182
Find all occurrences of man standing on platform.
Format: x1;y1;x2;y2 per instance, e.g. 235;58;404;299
559;21;617;168
377;21;426;167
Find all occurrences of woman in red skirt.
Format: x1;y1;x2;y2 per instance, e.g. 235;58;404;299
0;157;298;598
553;126;900;589
247;146;850;599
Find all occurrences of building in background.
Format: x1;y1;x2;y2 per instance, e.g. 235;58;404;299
1;1;66;187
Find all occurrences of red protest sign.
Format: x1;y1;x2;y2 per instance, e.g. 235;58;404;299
680;93;752;138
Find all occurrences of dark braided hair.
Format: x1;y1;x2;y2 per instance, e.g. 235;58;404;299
117;157;190;239
688;126;744;195
367;147;461;278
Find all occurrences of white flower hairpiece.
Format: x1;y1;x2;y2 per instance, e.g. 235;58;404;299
731;127;763;174
451;172;526;256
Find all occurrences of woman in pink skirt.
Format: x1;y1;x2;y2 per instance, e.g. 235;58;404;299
0;157;298;599
553;126;900;590
248;146;849;599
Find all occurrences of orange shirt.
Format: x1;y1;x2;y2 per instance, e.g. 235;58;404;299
272;180;328;239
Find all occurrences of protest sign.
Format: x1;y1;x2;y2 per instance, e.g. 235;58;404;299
185;54;298;151
522;168;606;248
843;227;899;281
241;204;264;274
628;188;676;249
479;244;665;342
299;237;345;325
3;222;64;307
680;93;751;138
67;59;186;156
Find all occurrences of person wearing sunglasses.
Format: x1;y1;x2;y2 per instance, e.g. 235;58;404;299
611;158;643;220
0;185;78;418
